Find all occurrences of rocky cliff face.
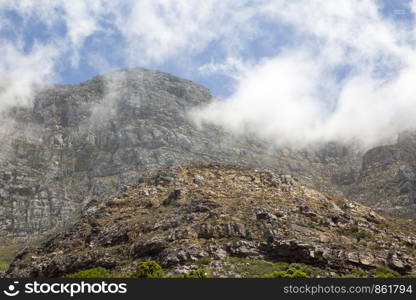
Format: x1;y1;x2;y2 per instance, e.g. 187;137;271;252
0;68;328;242
0;68;415;244
340;132;416;218
5;163;416;278
0;68;221;242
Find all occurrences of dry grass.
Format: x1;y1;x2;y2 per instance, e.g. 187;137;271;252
0;243;26;271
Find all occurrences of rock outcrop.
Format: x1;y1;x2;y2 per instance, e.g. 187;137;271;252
341;132;416;217
5;163;416;278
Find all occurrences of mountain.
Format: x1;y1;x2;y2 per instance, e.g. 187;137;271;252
0;68;282;242
0;68;349;243
5;163;416;278
0;67;415;244
340;131;416;218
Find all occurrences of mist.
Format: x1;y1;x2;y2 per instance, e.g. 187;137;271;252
190;0;416;149
0;0;415;149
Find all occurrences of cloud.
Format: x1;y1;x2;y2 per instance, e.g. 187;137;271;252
191;52;331;146
0;0;103;109
192;0;416;148
0;41;60;108
0;0;415;149
0;0;286;71
107;0;274;66
198;57;252;81
0;1;263;93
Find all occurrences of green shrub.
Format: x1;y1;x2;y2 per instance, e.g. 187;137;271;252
347;268;367;277
194;257;211;266
371;266;399;278
288;263;322;277
351;231;374;240
263;267;309;278
225;257;289;278
113;273;133;278
67;267;110;278
368;243;383;250
375;272;396;278
223;257;324;278
131;261;164;278
171;269;208;278
337;225;374;241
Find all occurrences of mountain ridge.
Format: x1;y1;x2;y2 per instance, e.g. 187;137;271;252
0;67;415;245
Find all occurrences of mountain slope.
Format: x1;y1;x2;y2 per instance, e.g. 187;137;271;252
0;68;287;242
0;68;361;243
0;67;415;245
340;132;416;218
5;163;416;278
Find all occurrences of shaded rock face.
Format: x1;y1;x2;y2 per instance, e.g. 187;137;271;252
341;133;416;217
5;164;416;278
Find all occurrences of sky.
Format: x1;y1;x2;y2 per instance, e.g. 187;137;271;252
0;0;416;148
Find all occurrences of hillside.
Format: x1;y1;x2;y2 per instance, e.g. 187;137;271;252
341;132;416;218
5;163;416;278
0;68;361;243
1;68;415;245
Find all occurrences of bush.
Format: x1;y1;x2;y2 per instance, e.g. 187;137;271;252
371;266;399;278
194;257;211;266
67;267;110;278
171;269;208;278
131;261;164;278
375;272;396;278
263;267;309;278
288;263;322;277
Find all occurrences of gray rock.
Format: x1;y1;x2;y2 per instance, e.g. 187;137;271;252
188;198;221;212
129;236;168;258
387;252;412;273
227;240;260;258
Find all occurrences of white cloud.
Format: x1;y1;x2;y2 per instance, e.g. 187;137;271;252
0;41;60;108
0;0;104;109
411;0;416;13
198;57;252;80
191;52;331;146
0;0;415;149
0;0;273;110
108;0;269;66
192;0;416;148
